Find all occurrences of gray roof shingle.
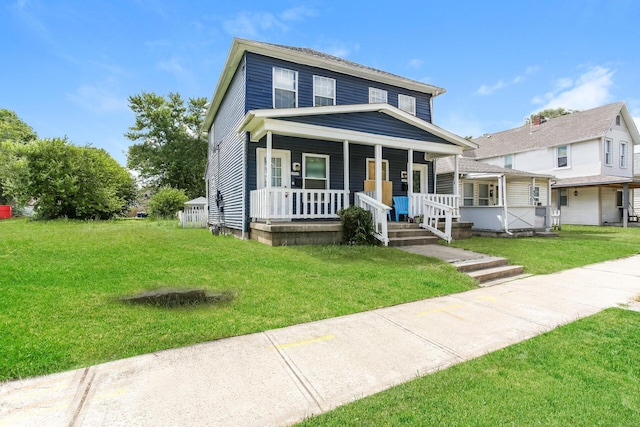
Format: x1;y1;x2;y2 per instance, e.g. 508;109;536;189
436;156;552;178
469;102;626;159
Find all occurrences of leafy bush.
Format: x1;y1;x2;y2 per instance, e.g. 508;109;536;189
148;187;188;218
338;206;379;245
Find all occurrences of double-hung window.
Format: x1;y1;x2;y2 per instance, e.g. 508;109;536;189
462;182;474;207
478;184;490;206
530;186;540;205
559;188;568;206
273;67;297;108
303;154;329;189
369;87;387;104
620;141;628;168
556;145;569;168
398;94;416;115
504;154;513;169
604;139;612;166
313;76;336;106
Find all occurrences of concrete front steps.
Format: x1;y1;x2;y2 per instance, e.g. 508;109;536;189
387;222;439;247
452;256;527;286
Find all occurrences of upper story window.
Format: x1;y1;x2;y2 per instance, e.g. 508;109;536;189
620;141;628;168
398;94;416;115
313;76;336;107
556;145;569;168
616;115;621;126
369;87;387;104
504;154;514;169
273;67;297;109
604;139;612;166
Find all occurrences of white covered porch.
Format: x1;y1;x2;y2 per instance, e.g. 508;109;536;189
242;104;477;245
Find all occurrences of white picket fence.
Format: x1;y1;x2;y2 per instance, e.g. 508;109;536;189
179;207;208;228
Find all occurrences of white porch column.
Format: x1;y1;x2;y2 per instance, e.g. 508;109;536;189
453;155;459;198
266;131;273;189
343;140;350;208
502;174;509;232
375;144;383;203
623;182;629;228
407;149;414;216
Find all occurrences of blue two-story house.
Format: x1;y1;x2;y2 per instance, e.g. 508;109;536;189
203;38;476;245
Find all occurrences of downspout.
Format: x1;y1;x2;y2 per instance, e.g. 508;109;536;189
241;135;247;240
432;158;437;194
502;174;512;235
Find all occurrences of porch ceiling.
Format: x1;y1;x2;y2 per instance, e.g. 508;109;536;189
238;104;476;157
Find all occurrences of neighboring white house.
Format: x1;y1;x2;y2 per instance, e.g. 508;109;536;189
436;156;554;234
468;102;640;226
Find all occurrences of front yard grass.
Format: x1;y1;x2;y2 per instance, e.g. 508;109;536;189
449;225;640;274
298;308;640;426
0;219;476;381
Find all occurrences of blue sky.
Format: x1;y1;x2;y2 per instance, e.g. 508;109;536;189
2;0;640;165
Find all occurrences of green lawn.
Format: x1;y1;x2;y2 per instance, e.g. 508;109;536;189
449;225;640;274
0;218;476;381
298;308;640;426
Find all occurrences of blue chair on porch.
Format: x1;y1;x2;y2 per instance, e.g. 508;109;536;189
392;196;409;222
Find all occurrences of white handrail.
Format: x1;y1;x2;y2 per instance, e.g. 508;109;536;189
420;199;454;243
411;193;460;218
354;192;391;246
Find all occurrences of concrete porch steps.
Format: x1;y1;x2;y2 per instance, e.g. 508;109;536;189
387;223;439;247
451;256;525;285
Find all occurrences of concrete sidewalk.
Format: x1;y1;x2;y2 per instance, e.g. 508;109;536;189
2;255;640;427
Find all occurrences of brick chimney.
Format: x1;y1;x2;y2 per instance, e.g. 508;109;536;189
533;115;542;126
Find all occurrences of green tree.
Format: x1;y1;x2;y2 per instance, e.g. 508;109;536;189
23;138;136;219
147;187;188;218
125;92;208;199
527;107;576;123
0;109;38;204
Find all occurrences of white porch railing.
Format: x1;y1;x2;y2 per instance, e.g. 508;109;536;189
355;192;391;246
420;199;454;243
250;188;349;221
179;207;208;228
411;194;460;218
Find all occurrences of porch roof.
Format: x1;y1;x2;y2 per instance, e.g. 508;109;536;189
238;104;477;158
436;156;554;179
552;175;640;189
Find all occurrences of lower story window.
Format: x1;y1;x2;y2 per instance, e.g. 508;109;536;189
559;188;568;206
463;182;474;206
478;184;489;206
303;154;329;189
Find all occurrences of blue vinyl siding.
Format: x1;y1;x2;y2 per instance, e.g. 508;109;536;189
209;58;247;230
245;53;433;122
280;112;451;145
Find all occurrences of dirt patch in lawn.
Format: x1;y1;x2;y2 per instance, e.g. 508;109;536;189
121;288;237;308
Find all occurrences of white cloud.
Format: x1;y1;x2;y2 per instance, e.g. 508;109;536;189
222;6;316;38
532;66;615;111
67;78;128;114
476;65;538;96
408;58;424;69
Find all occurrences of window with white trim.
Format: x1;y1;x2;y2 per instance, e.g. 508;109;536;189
556;145;569;168
478;184;490;206
462;182;474;207
620;141;628;168
369;87;387;104
398;94;416;115
303;153;329;189
273;67;297;108
313;75;336;107
604;139;612;166
558;188;568;206
530;186;540;205
504;154;513;169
